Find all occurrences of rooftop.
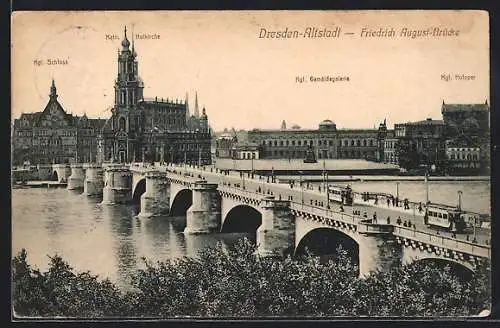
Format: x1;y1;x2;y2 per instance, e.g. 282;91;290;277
442;103;489;113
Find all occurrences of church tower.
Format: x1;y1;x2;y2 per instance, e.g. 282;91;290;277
114;26;144;132
49;79;58;100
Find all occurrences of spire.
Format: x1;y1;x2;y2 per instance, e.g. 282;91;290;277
131;24;136;56
185;92;190;116
49;79;58;100
485;99;488;105
194;91;200;117
121;25;130;50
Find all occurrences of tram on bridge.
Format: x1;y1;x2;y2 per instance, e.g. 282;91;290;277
423;203;467;233
328;185;354;206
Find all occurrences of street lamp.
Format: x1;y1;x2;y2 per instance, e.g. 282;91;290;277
299;170;304;204
396;182;400;206
251;155;254;179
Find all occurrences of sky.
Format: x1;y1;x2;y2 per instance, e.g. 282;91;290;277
11;11;489;131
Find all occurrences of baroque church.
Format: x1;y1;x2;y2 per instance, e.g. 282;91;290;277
97;27;212;164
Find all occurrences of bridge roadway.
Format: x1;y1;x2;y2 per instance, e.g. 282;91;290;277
148;163;491;252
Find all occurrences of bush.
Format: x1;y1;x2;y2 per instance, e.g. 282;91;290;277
11;238;491;318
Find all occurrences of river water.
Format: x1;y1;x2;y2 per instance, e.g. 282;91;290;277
12;180;490;290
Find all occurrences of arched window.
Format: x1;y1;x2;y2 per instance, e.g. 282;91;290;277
363;140;367;147
119;117;126;131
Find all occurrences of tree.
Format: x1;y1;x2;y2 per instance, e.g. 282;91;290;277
395;140;420;170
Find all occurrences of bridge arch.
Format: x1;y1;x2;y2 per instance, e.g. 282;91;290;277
132;178;146;204
295;227;360;270
405;255;475;281
170;188;193;216
221;204;262;233
50;171;59;181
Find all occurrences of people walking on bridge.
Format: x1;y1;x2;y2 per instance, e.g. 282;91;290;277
403;220;408;227
373;212;377;223
418;202;423;213
392;197;395;207
387;216;391;224
403;198;409;210
387;198;391;207
396;216;402;225
374;196;378;205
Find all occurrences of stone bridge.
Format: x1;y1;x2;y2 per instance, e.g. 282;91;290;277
59;162;491;277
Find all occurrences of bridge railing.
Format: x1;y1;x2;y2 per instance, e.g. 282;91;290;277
217;185;265;201
393;225;490;259
289;202;359;225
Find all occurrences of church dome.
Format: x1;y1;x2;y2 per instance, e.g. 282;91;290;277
122;37;130;48
319;119;336;130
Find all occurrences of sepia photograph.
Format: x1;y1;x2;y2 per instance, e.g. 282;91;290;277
11;10;491;318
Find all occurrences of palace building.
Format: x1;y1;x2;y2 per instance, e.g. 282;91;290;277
97;27;212;164
245;119;389;161
12;80;106;165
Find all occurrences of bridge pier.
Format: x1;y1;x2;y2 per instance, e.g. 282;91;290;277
67;163;85;190
83;164;104;197
257;198;295;257
356;224;402;276
184;182;221;234
102;165;132;205
138;171;170;218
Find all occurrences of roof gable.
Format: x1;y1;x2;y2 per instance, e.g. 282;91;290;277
35;98;73;128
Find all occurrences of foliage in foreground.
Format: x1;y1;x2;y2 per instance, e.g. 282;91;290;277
12;238;490;318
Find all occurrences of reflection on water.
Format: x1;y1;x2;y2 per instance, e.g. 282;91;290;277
12;179;490;289
12;188;255;289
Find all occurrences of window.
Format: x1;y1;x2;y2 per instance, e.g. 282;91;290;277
357;140;361;147
292;140;295;146
344;140;348;146
329;140;333;146
351;140;355;146
280;141;283;146
363;140;367;147
119;117;126;131
298;140;301;146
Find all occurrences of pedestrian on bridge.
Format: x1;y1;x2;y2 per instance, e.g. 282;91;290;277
396;217;402;225
392;197;395;207
373;212;377;223
340;205;344;212
387;216;391;224
387;198;391;207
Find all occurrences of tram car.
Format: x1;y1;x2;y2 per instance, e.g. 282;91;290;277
328;185;354;206
423;203;467;233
